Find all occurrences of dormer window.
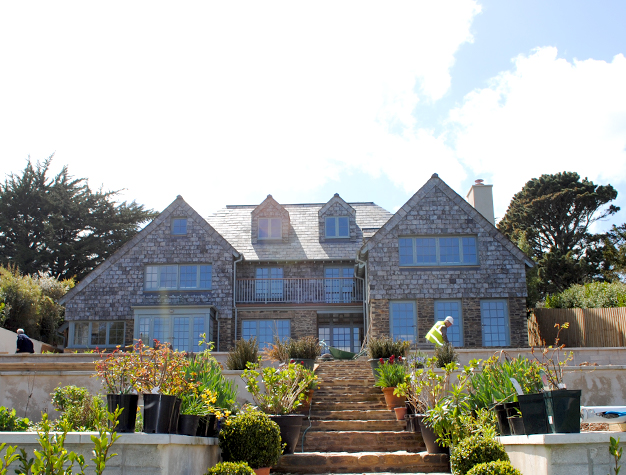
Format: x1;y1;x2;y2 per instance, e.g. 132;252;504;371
172;218;188;235
259;218;282;240
325;216;349;238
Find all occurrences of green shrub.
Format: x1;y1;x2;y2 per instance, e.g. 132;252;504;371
450;436;510;475
466;460;522;475
206;461;255;475
226;338;259;370
286;336;321;360
50;385;106;430
0;406;29;431
366;336;410;359
434;343;458;368
219;409;283;468
545;281;626;308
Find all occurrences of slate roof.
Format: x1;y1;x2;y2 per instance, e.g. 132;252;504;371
208;202;393;262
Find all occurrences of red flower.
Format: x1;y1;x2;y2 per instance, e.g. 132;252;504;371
290;359;295;363
301;361;304;365
379;358;384;363
398;356;403;362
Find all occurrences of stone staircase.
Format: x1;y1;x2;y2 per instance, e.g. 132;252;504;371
274;359;450;474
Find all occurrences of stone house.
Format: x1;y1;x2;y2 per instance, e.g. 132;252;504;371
60;174;533;351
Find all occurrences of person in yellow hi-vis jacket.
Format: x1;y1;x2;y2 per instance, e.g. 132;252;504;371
425;316;454;347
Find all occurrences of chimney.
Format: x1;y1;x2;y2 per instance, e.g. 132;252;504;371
466;179;495;225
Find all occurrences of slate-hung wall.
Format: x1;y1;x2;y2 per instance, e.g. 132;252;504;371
63;199;236;351
365;183;529;348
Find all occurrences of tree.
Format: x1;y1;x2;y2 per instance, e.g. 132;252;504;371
0;157;158;280
498;172;619;302
602;224;626;281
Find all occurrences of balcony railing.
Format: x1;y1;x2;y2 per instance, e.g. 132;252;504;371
236;278;364;304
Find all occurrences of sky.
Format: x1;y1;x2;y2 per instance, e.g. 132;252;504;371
1;1;625;232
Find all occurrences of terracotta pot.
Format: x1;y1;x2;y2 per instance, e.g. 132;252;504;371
298;389;314;414
381;387;406;411
394;406;407;421
253;468;270;475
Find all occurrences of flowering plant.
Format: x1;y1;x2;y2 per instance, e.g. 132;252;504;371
395;356;456;411
131;339;189;396
94;346;135;394
242;361;317;414
373;355;407;389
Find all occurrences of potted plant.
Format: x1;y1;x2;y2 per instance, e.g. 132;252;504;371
184;334;238;437
219;408;283;475
285;336;321;370
366;336;410;379
242;360;317;454
373;355;407;412
131;339;189;434
396;356;455;454
531;322;579;433
94;346;139;433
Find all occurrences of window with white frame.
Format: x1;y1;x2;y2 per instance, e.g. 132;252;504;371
241;319;290;349
434;300;463;346
325;216;349;238
258;218;282;239
70;321;126;348
136;312;213;352
144;265;212;291
172;218;188;235
390;301;417;343
399;236;478;266
481;300;510;347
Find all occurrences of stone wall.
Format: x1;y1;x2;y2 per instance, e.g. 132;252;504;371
365;183;529;348
64;200;235;349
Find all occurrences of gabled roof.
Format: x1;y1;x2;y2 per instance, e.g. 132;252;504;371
59;196;240;304
319;193;356;218
251;195;289;220
208;202;393;261
358;174;534;267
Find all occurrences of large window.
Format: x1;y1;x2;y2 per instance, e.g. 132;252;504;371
258;218;282;240
242;319;290;349
144;265;212;290
325;216;349;238
136;312;213;352
390;301;417;344
70;321;125;348
399;236;478;266
481;300;510;347
435;300;463;346
255;267;283;301
324;267;353;303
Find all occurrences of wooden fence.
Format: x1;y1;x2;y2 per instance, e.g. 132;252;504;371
529;307;626;347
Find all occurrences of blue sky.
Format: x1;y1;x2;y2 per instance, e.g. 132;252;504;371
1;1;625;231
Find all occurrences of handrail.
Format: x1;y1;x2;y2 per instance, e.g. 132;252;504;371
235;277;364;304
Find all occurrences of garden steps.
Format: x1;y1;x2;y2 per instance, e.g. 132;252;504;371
272;359;450;474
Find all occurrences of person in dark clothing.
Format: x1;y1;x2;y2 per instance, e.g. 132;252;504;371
16;329;35;353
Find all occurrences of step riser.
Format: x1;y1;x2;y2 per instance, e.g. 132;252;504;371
302;420;406;431
274;452;450;474
310;410;396;421
300;432;424;452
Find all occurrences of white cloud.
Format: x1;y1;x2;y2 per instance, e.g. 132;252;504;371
447;47;626;222
0;1;480;214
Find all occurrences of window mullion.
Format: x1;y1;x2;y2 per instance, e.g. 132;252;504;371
412;238;417;265
459;238;464;264
435;238;440;265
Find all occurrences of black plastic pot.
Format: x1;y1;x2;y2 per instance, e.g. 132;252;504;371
518;393;549;435
177;414;200;436
106;394;138;433
169;398;181;434
197;414;219;437
404;413;422;433
269;414;305;454
504;401;524;435
405;401;414;415
292;358;315;371
418;417;447;454
494;404;511;436
544;389;581;434
143;394;177;434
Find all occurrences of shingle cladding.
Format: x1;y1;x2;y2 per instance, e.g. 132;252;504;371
208;202;393;261
364;181;529;301
62;198;237;322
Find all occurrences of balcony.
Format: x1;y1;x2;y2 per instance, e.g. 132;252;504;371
236;278;364;305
